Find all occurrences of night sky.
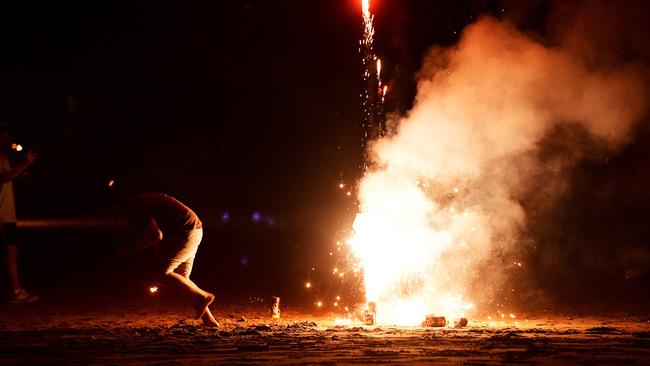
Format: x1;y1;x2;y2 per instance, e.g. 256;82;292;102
1;1;649;306
0;0;504;221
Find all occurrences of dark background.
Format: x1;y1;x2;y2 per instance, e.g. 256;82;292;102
1;1;649;311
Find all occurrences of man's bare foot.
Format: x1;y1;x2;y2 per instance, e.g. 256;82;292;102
193;292;215;319
201;308;219;327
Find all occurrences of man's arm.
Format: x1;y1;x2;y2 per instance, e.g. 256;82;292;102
0;151;37;183
132;218;163;252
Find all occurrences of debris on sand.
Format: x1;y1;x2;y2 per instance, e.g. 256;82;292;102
454;318;469;328
422;315;446;327
286;321;317;329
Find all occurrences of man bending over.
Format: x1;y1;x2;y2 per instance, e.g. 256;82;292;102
117;192;219;327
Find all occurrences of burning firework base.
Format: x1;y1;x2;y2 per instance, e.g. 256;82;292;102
1;299;648;365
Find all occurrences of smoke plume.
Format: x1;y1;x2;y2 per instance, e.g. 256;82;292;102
349;2;649;322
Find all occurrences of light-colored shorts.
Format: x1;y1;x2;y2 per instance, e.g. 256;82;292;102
160;228;203;278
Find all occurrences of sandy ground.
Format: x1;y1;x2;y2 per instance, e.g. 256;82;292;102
1;298;649;365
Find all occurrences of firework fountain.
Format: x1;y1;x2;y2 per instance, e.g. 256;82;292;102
351;0;474;326
346;1;648;326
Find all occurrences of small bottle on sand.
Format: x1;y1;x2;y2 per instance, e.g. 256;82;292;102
271;296;281;319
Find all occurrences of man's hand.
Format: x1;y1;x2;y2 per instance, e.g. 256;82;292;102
115;245;132;257
24;150;37;166
0;150;38;183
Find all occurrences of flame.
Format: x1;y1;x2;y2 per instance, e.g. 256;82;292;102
346;169;475;325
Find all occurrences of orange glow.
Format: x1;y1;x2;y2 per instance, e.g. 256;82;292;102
305;282;311;288
149;286;158;294
382;85;388;96
107;180;115;188
316;301;323;307
339;183;345;189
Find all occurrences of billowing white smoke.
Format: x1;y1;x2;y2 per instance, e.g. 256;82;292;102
347;16;648;325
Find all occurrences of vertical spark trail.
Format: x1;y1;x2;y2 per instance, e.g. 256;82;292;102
360;0;385;156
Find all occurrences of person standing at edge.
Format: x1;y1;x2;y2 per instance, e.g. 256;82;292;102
0;123;39;303
116;192;219;327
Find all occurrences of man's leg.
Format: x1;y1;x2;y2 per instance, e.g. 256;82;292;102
158;229;217;325
3;223;38;303
159;268;214;315
174;259;219;327
4;243;20;291
200;307;219;327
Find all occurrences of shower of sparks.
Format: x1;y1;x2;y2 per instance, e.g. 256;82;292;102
361;0;373;45
354;0;479;326
346;173;477;325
